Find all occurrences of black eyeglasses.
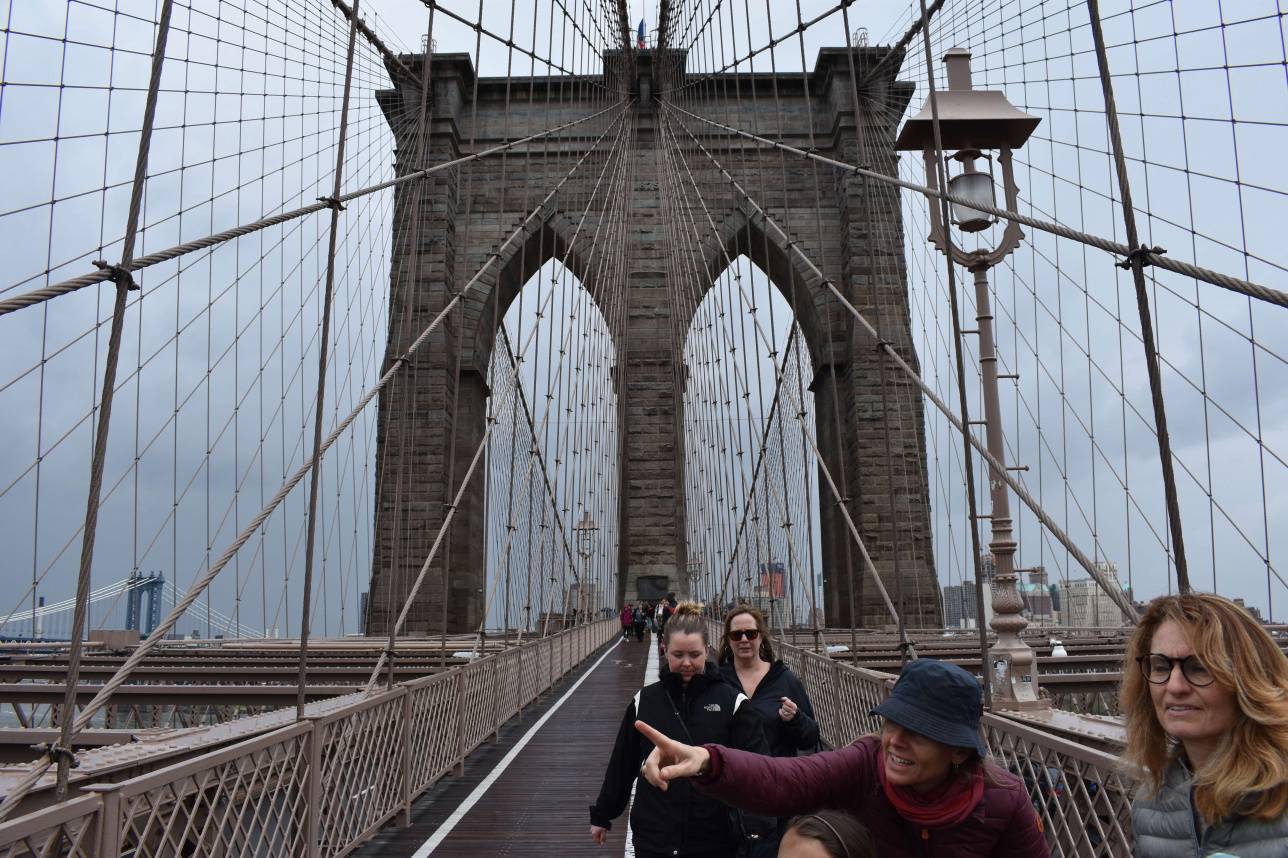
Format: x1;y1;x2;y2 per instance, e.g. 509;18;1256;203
1136;653;1215;687
728;629;760;641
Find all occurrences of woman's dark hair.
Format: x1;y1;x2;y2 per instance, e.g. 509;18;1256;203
717;603;775;664
785;811;874;858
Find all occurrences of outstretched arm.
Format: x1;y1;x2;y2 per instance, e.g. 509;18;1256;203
636;721;867;817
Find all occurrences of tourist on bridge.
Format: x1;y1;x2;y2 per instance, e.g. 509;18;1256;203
779;811;874;858
633;603;648;641
621;604;635;640
717;604;819;856
634;658;1049;857
1123;592;1288;858
589;602;769;857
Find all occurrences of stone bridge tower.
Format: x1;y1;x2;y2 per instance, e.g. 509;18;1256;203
366;45;941;636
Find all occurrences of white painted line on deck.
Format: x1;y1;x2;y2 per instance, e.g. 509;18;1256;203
411;637;624;857
622;633;659;858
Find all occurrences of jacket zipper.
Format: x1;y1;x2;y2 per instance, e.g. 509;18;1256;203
678;688;688;855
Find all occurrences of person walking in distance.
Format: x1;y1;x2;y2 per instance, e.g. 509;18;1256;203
589;603;768;857
633;603;647;642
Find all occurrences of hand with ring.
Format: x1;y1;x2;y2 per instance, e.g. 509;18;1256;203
778;696;798;722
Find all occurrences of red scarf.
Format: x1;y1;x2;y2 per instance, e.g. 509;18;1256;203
877;760;985;829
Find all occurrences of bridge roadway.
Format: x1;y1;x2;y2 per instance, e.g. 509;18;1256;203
359;634;649;857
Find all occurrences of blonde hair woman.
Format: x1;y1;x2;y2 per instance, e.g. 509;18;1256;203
1123;593;1288;857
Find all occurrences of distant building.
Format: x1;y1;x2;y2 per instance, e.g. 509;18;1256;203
1018;567;1056;626
943;579;979;630
1058;562;1131;628
1233;597;1265;622
748;587;788;630
565;582;599;616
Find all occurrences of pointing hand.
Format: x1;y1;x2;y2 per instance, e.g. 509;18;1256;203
634;720;711;791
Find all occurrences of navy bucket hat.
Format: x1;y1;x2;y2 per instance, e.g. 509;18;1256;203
870;659;988;758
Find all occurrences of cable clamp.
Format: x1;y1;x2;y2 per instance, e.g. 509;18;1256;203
317;195;346;212
875;339;893;352
92;260;138;291
1116;245;1165;270
35;742;79;769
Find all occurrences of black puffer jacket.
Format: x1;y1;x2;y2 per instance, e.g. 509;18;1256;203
589;661;768;855
717;659;818;758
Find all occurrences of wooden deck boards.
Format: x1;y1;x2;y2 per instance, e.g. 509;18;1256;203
358;633;650;858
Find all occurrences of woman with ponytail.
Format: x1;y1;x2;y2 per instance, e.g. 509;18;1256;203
589;602;768;857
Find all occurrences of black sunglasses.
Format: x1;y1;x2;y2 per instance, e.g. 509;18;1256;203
728;629;760;641
1136;653;1215;687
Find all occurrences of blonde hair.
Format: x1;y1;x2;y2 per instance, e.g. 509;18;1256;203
662;601;707;644
717;603;776;664
1122;593;1288;822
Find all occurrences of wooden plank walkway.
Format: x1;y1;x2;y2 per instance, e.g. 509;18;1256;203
358;633;651;858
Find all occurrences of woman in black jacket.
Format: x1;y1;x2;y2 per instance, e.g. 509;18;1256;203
717;604;819;857
590;602;768;857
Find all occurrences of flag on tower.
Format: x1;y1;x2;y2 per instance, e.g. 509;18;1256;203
637;18;646;49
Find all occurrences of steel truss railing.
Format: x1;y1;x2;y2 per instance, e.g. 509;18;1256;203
773;633;1136;858
0;619;616;858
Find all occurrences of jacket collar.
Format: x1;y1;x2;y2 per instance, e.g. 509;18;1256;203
659;659;720;694
718;657;785;689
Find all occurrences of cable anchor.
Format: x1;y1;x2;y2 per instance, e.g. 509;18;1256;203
1116;245;1165;270
92;260;138;291
34;742;79;769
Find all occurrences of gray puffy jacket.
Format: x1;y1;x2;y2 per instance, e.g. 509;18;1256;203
1133;757;1288;858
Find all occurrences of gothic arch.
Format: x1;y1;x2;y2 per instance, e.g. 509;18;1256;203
463;210;616;376
687;204;845;376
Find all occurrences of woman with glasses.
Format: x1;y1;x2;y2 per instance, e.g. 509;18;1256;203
589;602;768;857
717;605;818;856
1123;593;1288;858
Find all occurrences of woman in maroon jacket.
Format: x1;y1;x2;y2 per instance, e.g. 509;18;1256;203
637;659;1049;858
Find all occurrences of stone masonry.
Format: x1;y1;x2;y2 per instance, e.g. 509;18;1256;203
366;46;941;636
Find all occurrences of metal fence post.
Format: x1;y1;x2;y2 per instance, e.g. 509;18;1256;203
454;670;465;775
490;658;500;743
399;688;412;828
305;721;323;858
92;787;122;857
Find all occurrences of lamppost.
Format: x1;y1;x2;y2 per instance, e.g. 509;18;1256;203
572;512;598;626
686;560;703;605
896;48;1046;709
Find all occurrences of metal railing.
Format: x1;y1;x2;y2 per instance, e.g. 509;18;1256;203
775;636;1136;858
0;619;616;858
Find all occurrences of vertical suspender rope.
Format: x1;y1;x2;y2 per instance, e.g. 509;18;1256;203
913;0;994;710
50;0;175;801
296;0;362;720
1085;0;1189;593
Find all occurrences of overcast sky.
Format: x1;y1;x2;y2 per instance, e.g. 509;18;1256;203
0;0;1283;641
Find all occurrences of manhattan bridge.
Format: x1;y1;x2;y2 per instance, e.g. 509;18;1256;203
0;0;1284;855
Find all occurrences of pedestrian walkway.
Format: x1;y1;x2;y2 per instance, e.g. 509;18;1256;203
358;635;652;857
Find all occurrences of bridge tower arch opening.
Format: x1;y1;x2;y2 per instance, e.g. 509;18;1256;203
480;258;621;635
681;252;825;629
